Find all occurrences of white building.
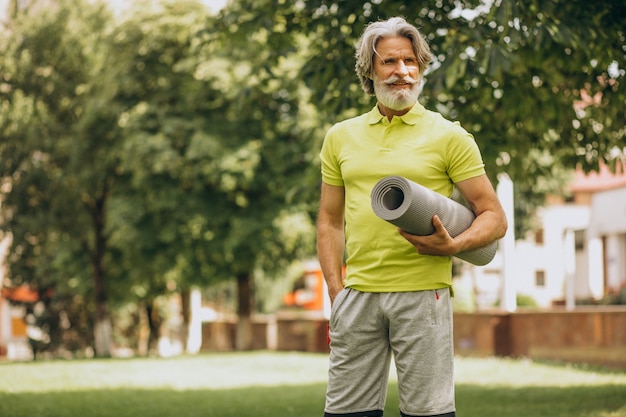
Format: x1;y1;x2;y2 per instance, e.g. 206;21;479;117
581;165;626;298
467;163;626;310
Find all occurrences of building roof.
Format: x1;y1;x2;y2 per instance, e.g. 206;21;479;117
569;161;626;193
1;285;39;303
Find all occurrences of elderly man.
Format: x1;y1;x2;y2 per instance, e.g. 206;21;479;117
317;17;507;417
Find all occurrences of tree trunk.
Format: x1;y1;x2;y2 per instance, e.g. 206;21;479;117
137;304;150;356
93;311;112;358
235;272;253;351
92;249;112;357
90;194;112;357
180;289;190;351
146;300;161;355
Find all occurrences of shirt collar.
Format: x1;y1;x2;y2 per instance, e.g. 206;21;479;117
367;102;425;125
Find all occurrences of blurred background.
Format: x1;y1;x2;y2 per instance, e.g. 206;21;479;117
0;0;624;367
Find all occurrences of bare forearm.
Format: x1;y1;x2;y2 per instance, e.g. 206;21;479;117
449;174;508;254
453;210;507;253
317;183;346;302
317;222;345;302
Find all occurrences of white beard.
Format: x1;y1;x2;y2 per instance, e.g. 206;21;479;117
373;74;420;111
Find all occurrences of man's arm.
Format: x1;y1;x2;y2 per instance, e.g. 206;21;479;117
399;174;507;256
317;182;346;304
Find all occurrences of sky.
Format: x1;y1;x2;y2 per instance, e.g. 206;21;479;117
201;0;229;13
105;0;229;14
0;0;230;20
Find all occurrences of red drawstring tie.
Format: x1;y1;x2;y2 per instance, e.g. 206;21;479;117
326;324;331;345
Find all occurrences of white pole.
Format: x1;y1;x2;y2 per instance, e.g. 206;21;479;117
497;173;517;312
587;237;604;299
187;289;203;354
563;229;576;310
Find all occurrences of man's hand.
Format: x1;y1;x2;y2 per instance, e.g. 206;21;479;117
397;215;458;256
327;284;344;305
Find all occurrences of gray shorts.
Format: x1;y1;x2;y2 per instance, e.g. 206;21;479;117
324;288;455;417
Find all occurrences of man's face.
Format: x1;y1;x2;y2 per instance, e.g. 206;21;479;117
372;36;421;112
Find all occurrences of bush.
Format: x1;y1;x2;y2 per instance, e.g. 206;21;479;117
516;294;539;308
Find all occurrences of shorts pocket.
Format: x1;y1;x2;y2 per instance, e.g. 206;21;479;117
330;288;350;327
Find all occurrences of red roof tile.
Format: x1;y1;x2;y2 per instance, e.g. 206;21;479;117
570;161;626;193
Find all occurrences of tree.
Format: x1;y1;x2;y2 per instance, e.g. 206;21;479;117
233;0;625;234
1;0;319;354
102;0;318;350
0;0;247;355
423;0;625;233
0;0;119;356
185;5;319;349
95;0;223;354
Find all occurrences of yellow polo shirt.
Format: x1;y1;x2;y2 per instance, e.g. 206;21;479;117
320;103;485;292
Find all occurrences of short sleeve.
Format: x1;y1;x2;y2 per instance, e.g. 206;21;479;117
320;128;345;186
446;123;486;183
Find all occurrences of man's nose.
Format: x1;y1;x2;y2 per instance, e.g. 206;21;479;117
395;60;409;77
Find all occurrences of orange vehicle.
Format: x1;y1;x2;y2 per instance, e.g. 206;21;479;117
283;262;345;314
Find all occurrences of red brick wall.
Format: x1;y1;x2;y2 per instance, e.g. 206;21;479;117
454;307;626;369
201;308;626;369
275;318;329;353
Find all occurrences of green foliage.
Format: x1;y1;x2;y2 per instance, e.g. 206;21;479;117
579;286;626;306
0;0;118;355
230;0;625;236
0;0;319;353
1;0;624;353
516;293;539;308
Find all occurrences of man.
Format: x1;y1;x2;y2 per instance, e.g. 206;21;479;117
317;17;507;417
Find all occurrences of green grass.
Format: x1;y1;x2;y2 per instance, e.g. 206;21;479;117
1;352;625;417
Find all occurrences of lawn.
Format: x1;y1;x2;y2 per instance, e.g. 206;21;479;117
1;352;625;417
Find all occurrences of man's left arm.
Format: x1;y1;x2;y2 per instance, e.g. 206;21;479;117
399;174;508;256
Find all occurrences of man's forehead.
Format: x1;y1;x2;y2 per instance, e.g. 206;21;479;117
375;37;416;57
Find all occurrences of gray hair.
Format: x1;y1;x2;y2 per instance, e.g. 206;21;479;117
355;17;432;95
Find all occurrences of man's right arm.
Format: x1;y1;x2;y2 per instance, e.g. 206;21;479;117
316;182;346;304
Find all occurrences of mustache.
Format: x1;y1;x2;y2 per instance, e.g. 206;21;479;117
383;75;419;85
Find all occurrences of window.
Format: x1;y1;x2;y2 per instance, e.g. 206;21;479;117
574;230;585;251
535;270;546;287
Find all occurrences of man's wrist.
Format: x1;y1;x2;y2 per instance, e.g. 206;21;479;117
327;283;344;302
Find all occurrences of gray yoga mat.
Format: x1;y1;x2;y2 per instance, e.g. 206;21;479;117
370;175;497;266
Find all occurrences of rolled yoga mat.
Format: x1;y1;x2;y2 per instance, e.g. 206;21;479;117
370;175;497;266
